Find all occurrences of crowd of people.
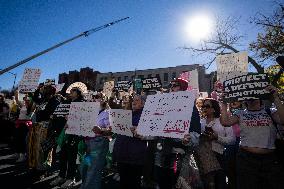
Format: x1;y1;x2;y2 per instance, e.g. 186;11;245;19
0;77;283;189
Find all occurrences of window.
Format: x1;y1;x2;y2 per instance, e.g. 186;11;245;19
164;73;168;82
147;74;152;78
118;77;121;81
172;72;176;80
138;75;144;79
124;76;129;81
156;74;160;79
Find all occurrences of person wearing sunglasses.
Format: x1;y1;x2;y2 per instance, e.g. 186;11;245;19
196;98;235;189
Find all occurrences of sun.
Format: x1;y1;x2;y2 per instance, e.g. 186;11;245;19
185;14;213;41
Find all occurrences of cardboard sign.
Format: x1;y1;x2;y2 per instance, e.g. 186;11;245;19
141;77;162;91
53;104;70;117
217;51;248;83
224;73;270;102
66;82;88;94
103;81;114;98
137;91;195;139
18;68;41;93
109;109;133;137
115;81;132;91
66;102;100;137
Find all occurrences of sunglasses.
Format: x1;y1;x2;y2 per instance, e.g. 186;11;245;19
201;105;212;109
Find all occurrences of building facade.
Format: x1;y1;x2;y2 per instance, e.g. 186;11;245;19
95;64;215;93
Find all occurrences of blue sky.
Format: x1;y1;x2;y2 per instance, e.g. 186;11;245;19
0;0;277;90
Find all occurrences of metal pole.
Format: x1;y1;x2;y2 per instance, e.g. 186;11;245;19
0;17;129;75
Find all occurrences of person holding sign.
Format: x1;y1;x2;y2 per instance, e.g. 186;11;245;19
50;87;84;188
113;95;148;189
220;85;284;189
154;78;201;189
80;92;111;189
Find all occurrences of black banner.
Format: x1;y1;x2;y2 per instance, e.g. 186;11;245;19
224;73;270;102
141;77;162;91
114;81;132;91
53;104;70;117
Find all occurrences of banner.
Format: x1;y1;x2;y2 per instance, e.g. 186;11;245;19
109;109;133;137
141;77;162;91
216;51;248;83
53;104;70;117
66;102;100;137
137;91;195;139
103;81;114;98
66;82;88;94
114;81;132;91
224;73;270;102
18;68;41;93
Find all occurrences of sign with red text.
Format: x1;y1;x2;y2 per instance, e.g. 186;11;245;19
109;109;133;137
137;91;195;139
66;102;100;137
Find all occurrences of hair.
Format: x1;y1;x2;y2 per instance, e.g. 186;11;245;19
204;98;221;118
70;87;84;100
43;85;56;98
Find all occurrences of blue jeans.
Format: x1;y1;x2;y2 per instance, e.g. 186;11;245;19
237;149;284;189
80;137;109;189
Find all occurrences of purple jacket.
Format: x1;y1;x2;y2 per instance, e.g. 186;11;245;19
113;109;147;165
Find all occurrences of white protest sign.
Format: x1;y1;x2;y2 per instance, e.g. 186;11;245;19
66;102;100;137
66;82;88;94
137;91;195;139
18;68;41;93
103;81;114;98
109;109;133;137
216;51;248;83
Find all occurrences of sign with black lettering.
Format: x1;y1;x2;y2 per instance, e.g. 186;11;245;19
44;79;55;86
224;73;270;102
141;77;162;91
115;81;132;91
53;104;70;117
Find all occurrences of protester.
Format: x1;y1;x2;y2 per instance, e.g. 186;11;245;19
0;94;11;142
80;92;111;189
154;78;201;189
50;87;84;188
113;94;147;189
220;85;284;189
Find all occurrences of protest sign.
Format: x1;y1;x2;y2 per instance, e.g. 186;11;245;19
53;104;70;117
18;68;41;93
66;102;100;137
44;79;55;86
137;91;195;139
223;73;270;102
66;82;88;94
141;77;162;91
216;51;248;83
115;81;132;91
179;70;199;91
103;81;114;98
109;109;133;137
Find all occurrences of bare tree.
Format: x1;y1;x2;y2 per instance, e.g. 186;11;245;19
182;16;264;73
249;3;284;61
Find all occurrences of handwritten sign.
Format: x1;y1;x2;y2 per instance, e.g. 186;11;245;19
216;51;248;83
137;91;195;139
66;82;88;94
53;104;70;117
66;102;100;137
109;109;133;137
44;79;55;86
18;68;41;93
224;73;270;102
141;77;162;91
115;81;132;91
103;81;114;98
